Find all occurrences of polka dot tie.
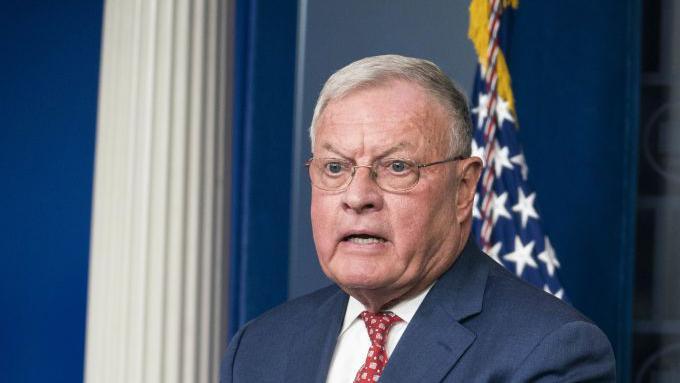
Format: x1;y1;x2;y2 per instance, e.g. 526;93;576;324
353;311;402;383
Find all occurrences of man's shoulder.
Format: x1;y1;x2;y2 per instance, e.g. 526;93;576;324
239;284;343;333
481;255;588;327
444;252;615;381
221;285;346;382
444;243;590;331
465;253;612;362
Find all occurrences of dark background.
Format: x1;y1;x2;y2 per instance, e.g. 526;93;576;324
0;1;103;382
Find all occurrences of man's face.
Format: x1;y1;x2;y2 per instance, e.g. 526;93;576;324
310;80;475;305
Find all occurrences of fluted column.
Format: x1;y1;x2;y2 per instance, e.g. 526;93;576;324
84;0;232;382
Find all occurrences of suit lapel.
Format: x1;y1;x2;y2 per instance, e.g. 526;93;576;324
284;288;348;383
380;239;490;382
379;301;476;382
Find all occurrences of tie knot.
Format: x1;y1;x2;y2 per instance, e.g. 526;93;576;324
359;311;402;346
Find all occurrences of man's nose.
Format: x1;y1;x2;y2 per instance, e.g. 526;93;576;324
341;166;383;213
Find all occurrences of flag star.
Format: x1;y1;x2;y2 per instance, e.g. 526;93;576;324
543;284;564;300
491;192;512;224
537;237;560;276
472;92;490;129
473;193;481;219
503;236;538;276
496;96;515;127
471;139;486;167
511;188;539;228
493;142;514;177
485;241;503;264
510;152;529;180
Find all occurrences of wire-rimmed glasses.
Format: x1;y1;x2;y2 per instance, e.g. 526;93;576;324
305;156;465;192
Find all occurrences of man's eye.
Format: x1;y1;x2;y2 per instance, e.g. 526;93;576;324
389;160;409;173
325;162;344;174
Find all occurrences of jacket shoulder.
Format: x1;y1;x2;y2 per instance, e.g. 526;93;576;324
483;255;588;326
233;284;342;337
450;253;615;381
221;285;344;383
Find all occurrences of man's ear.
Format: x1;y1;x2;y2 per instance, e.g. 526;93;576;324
456;156;483;223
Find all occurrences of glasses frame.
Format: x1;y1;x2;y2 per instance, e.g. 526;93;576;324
305;155;466;192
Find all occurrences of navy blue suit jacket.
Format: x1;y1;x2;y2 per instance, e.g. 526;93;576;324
221;240;616;382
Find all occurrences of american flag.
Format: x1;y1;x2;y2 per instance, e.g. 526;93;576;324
468;0;566;299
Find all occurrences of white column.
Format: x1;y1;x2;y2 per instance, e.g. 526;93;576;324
84;0;232;382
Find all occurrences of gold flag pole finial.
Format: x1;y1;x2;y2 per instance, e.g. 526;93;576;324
468;0;519;113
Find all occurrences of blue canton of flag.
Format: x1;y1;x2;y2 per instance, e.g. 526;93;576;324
468;0;567;300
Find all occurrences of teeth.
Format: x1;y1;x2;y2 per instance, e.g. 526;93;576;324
348;236;384;244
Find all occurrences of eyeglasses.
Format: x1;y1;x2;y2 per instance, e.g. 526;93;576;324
305;156;465;192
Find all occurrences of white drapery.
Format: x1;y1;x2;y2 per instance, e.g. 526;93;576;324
84;0;232;382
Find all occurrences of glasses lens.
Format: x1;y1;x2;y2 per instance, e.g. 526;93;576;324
375;158;419;191
309;158;351;190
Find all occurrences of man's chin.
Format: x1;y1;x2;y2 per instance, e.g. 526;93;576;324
336;277;415;311
325;270;376;288
331;271;398;293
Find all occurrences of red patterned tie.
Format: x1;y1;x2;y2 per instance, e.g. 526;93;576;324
353;311;402;383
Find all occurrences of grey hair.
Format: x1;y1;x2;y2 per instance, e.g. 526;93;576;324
309;54;472;157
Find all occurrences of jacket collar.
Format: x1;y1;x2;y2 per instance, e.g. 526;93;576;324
379;238;489;382
284;287;348;383
426;237;488;321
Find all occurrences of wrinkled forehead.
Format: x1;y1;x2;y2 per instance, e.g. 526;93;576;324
312;81;452;156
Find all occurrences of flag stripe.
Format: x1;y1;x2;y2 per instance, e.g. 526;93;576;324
469;0;567;301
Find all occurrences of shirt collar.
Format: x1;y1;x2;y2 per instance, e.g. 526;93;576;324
339;283;435;335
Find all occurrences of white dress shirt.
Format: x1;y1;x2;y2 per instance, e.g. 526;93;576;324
325;285;434;383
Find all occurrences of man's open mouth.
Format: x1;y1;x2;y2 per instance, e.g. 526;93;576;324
342;234;387;244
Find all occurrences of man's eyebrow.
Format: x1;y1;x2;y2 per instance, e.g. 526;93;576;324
318;143;351;160
316;142;414;160
377;142;412;158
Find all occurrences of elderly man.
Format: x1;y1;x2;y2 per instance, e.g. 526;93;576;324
221;55;615;382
